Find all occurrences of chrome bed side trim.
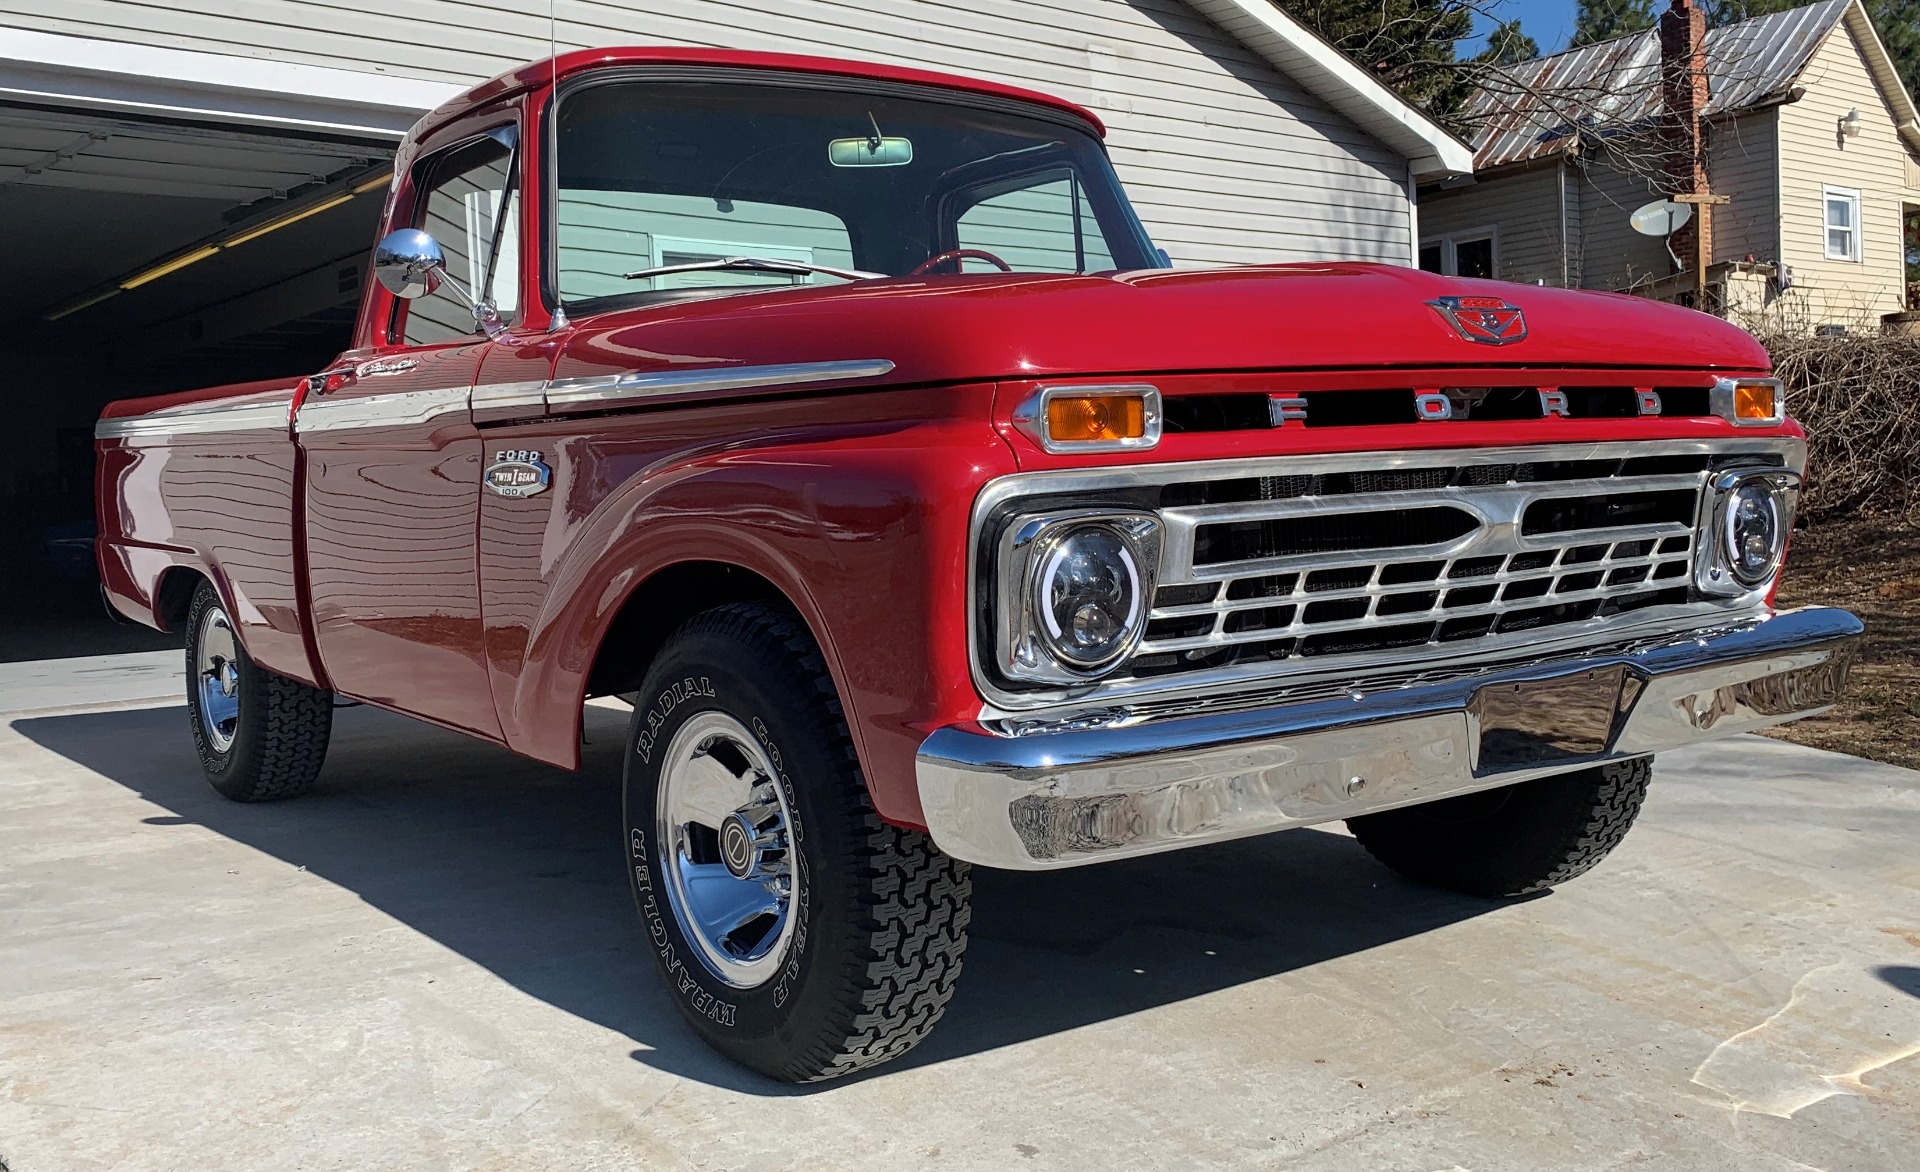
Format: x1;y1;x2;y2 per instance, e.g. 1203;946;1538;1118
95;394;295;441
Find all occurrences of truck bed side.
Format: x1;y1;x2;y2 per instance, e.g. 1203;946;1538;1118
96;377;323;687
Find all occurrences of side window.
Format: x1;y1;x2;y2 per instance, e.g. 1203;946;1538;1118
1823;186;1861;262
1453;235;1495;279
1421;231;1497;279
400;134;520;346
955;173;1117;273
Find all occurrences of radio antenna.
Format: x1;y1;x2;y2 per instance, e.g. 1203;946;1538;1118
546;0;569;331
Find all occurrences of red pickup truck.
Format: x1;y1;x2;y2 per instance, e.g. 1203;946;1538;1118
96;47;1860;1082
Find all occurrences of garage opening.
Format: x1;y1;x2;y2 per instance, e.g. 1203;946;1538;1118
0;104;393;662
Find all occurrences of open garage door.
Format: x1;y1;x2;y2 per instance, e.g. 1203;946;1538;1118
0;105;394;661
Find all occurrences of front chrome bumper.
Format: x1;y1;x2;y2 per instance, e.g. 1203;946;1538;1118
916;607;1862;869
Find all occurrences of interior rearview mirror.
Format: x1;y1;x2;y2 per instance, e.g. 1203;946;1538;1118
828;136;913;167
373;228;446;299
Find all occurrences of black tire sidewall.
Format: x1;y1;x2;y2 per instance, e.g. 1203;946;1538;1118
622;622;865;1072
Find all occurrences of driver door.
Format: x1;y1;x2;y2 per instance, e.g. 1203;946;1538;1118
297;130;519;738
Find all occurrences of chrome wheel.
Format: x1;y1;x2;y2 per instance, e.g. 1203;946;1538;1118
655;711;798;988
194;605;242;753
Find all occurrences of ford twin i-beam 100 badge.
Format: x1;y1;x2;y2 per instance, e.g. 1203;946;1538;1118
484;450;552;498
1428;295;1527;346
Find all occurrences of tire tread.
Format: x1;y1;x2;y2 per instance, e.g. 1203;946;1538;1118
187;581;332;802
1348;757;1651;898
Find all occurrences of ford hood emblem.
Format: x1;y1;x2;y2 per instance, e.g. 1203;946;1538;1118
1428;295;1527;346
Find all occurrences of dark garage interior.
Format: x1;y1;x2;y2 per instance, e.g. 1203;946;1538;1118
0;103;393;663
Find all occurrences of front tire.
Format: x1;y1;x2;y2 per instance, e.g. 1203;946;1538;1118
623;603;970;1082
1346;757;1652;898
184;581;333;802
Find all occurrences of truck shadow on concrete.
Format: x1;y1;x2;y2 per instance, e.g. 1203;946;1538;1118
17;701;1510;1095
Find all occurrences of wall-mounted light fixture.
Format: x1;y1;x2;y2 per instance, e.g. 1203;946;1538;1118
1840;107;1863;138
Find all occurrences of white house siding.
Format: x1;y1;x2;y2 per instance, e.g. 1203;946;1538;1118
1419;163;1566;286
0;0;1417;267
1774;17;1909;326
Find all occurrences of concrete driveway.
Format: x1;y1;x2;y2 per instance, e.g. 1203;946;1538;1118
2;654;1916;1171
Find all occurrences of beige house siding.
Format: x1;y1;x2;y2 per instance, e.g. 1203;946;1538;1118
1571;153;1671;292
0;0;1418;268
1419;164;1565;285
1708;107;1780;267
1773;15;1910;326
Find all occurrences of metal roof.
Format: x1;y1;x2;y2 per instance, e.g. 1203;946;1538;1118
1468;0;1849;170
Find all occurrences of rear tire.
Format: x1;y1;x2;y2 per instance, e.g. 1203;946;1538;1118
184;581;333;802
623;603;970;1082
1346;757;1652;898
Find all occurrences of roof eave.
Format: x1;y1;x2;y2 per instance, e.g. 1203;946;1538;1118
1835;0;1920;152
1183;0;1476;179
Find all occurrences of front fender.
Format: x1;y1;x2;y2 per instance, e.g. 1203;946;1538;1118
489;387;1014;829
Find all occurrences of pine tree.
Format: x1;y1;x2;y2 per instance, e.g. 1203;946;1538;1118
1571;0;1657;46
1475;19;1542;65
1865;0;1920;103
1280;0;1479;130
1700;0;1800;24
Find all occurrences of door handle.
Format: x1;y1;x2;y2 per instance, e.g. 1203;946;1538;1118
309;366;357;395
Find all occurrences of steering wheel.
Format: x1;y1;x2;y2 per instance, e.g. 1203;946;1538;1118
908;248;1014;276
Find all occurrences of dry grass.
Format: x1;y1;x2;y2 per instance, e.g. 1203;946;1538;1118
1761;511;1920;770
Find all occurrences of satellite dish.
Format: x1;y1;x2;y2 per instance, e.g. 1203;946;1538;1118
1630;199;1693;237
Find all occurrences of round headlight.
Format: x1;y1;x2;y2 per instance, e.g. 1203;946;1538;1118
1723;481;1784;585
1035;525;1144;669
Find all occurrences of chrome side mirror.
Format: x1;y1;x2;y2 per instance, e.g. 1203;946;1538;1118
372;227;508;338
374;228;445;299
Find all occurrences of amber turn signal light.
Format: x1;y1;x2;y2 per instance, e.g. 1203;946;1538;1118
1048;393;1146;443
1734;382;1775;421
1711;377;1785;427
1014;384;1164;453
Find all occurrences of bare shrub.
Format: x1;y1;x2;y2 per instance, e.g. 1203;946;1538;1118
1762;332;1920;522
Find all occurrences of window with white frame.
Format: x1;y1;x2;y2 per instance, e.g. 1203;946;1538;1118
1824;186;1862;262
1418;229;1498;278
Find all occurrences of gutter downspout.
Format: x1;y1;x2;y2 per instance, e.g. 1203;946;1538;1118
1558;159;1571;287
1405;162;1421;267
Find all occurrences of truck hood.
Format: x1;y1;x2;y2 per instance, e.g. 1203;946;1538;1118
561;263;1770;386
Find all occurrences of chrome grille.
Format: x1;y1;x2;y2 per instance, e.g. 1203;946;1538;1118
1126;466;1708;680
971;438;1804;713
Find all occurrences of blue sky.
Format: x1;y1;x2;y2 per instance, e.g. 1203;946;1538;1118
1467;0;1582;56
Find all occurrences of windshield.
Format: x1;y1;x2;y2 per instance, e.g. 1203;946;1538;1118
552;77;1160;311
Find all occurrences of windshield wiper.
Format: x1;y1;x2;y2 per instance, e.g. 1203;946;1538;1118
621;256;885;282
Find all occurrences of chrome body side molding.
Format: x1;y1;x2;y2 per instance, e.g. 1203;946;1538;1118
470;379;549;415
294;385;471;433
103;359;897;439
917;606;1862;870
545;358;896;410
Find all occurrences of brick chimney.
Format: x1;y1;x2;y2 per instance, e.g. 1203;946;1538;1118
1659;0;1711;260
